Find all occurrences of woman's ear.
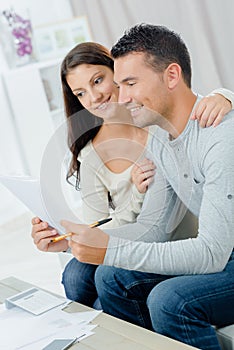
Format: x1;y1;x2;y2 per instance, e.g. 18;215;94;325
164;63;181;90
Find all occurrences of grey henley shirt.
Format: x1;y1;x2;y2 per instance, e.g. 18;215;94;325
103;97;234;275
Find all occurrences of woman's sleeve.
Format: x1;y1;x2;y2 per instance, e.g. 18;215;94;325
80;160;110;224
211;88;234;108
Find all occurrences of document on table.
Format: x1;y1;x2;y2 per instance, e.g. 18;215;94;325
0;303;101;350
5;287;67;315
0;175;83;234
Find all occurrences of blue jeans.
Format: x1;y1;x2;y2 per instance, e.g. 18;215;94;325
61;257;100;308
95;251;234;350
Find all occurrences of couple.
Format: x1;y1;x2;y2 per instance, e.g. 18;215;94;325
32;24;234;350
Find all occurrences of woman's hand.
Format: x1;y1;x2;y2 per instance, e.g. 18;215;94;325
191;93;232;127
131;158;156;193
31;217;68;252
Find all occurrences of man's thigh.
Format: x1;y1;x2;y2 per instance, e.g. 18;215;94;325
148;252;234;328
95;265;174;298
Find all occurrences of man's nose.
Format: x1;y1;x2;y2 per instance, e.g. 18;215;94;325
118;88;131;104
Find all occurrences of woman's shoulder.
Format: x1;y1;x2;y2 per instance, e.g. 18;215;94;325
77;140;93;162
78;140;103;168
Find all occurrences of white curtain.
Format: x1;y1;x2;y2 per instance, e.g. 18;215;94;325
70;0;234;95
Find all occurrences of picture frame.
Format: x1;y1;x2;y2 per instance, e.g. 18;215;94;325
33;16;92;61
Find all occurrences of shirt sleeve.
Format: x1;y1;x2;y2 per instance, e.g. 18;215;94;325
131;185;146;214
104;166;196;243
80;159;110;224
210;88;234;108
104;119;234;275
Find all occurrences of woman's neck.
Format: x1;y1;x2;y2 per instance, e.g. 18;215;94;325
93;122;148;145
92;123;149;174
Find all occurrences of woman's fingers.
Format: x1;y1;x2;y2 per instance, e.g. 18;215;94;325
31;216;41;225
131;159;156;193
31;221;48;238
191;94;232;127
33;228;57;245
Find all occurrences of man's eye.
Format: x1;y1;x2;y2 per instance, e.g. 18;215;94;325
113;82;119;89
128;82;136;86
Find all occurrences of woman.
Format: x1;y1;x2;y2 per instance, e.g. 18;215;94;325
62;43;155;227
31;42;234;307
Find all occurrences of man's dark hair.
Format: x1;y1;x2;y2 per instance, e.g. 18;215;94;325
111;24;192;88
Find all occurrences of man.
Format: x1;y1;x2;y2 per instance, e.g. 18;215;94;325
62;24;234;350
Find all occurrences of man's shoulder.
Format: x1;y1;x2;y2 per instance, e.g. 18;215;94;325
210;110;234;137
222;109;234;123
196;109;234;139
195;110;234;160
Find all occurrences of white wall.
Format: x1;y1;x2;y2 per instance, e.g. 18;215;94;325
71;0;234;95
0;0;73;224
1;0;234;224
0;0;73;26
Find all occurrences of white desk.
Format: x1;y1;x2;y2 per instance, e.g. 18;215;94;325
0;276;199;350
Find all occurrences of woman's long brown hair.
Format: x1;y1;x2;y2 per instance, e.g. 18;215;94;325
60;42;114;188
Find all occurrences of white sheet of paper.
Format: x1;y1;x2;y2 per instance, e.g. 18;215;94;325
5;288;67;315
0;304;97;349
0;175;83;233
67;309;102;323
22;325;96;350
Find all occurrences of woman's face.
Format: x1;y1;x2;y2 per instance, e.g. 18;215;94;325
66;64;119;116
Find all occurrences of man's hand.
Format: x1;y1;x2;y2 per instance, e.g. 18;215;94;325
61;220;110;265
191;93;232;127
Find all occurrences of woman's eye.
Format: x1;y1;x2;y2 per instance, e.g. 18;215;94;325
77;91;85;98
94;77;103;84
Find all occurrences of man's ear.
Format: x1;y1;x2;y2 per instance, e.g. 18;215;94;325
164;63;181;90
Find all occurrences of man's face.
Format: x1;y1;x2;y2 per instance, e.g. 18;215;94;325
114;52;169;128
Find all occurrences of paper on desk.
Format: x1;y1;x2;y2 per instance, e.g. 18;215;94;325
0;304;97;349
0;175;83;234
5;287;67;315
66;309;102;323
22;324;96;350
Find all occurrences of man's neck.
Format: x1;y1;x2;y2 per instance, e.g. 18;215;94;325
163;90;197;139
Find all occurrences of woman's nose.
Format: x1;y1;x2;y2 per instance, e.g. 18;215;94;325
90;89;102;102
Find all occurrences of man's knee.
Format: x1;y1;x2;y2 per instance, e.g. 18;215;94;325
147;278;184;329
94;265;118;294
62;257;77;285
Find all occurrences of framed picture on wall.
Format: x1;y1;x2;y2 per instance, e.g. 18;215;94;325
33;16;92;61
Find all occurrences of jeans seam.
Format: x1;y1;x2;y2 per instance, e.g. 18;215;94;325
132;299;148;328
125;278;164;290
103;278;149;328
174;288;234;345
